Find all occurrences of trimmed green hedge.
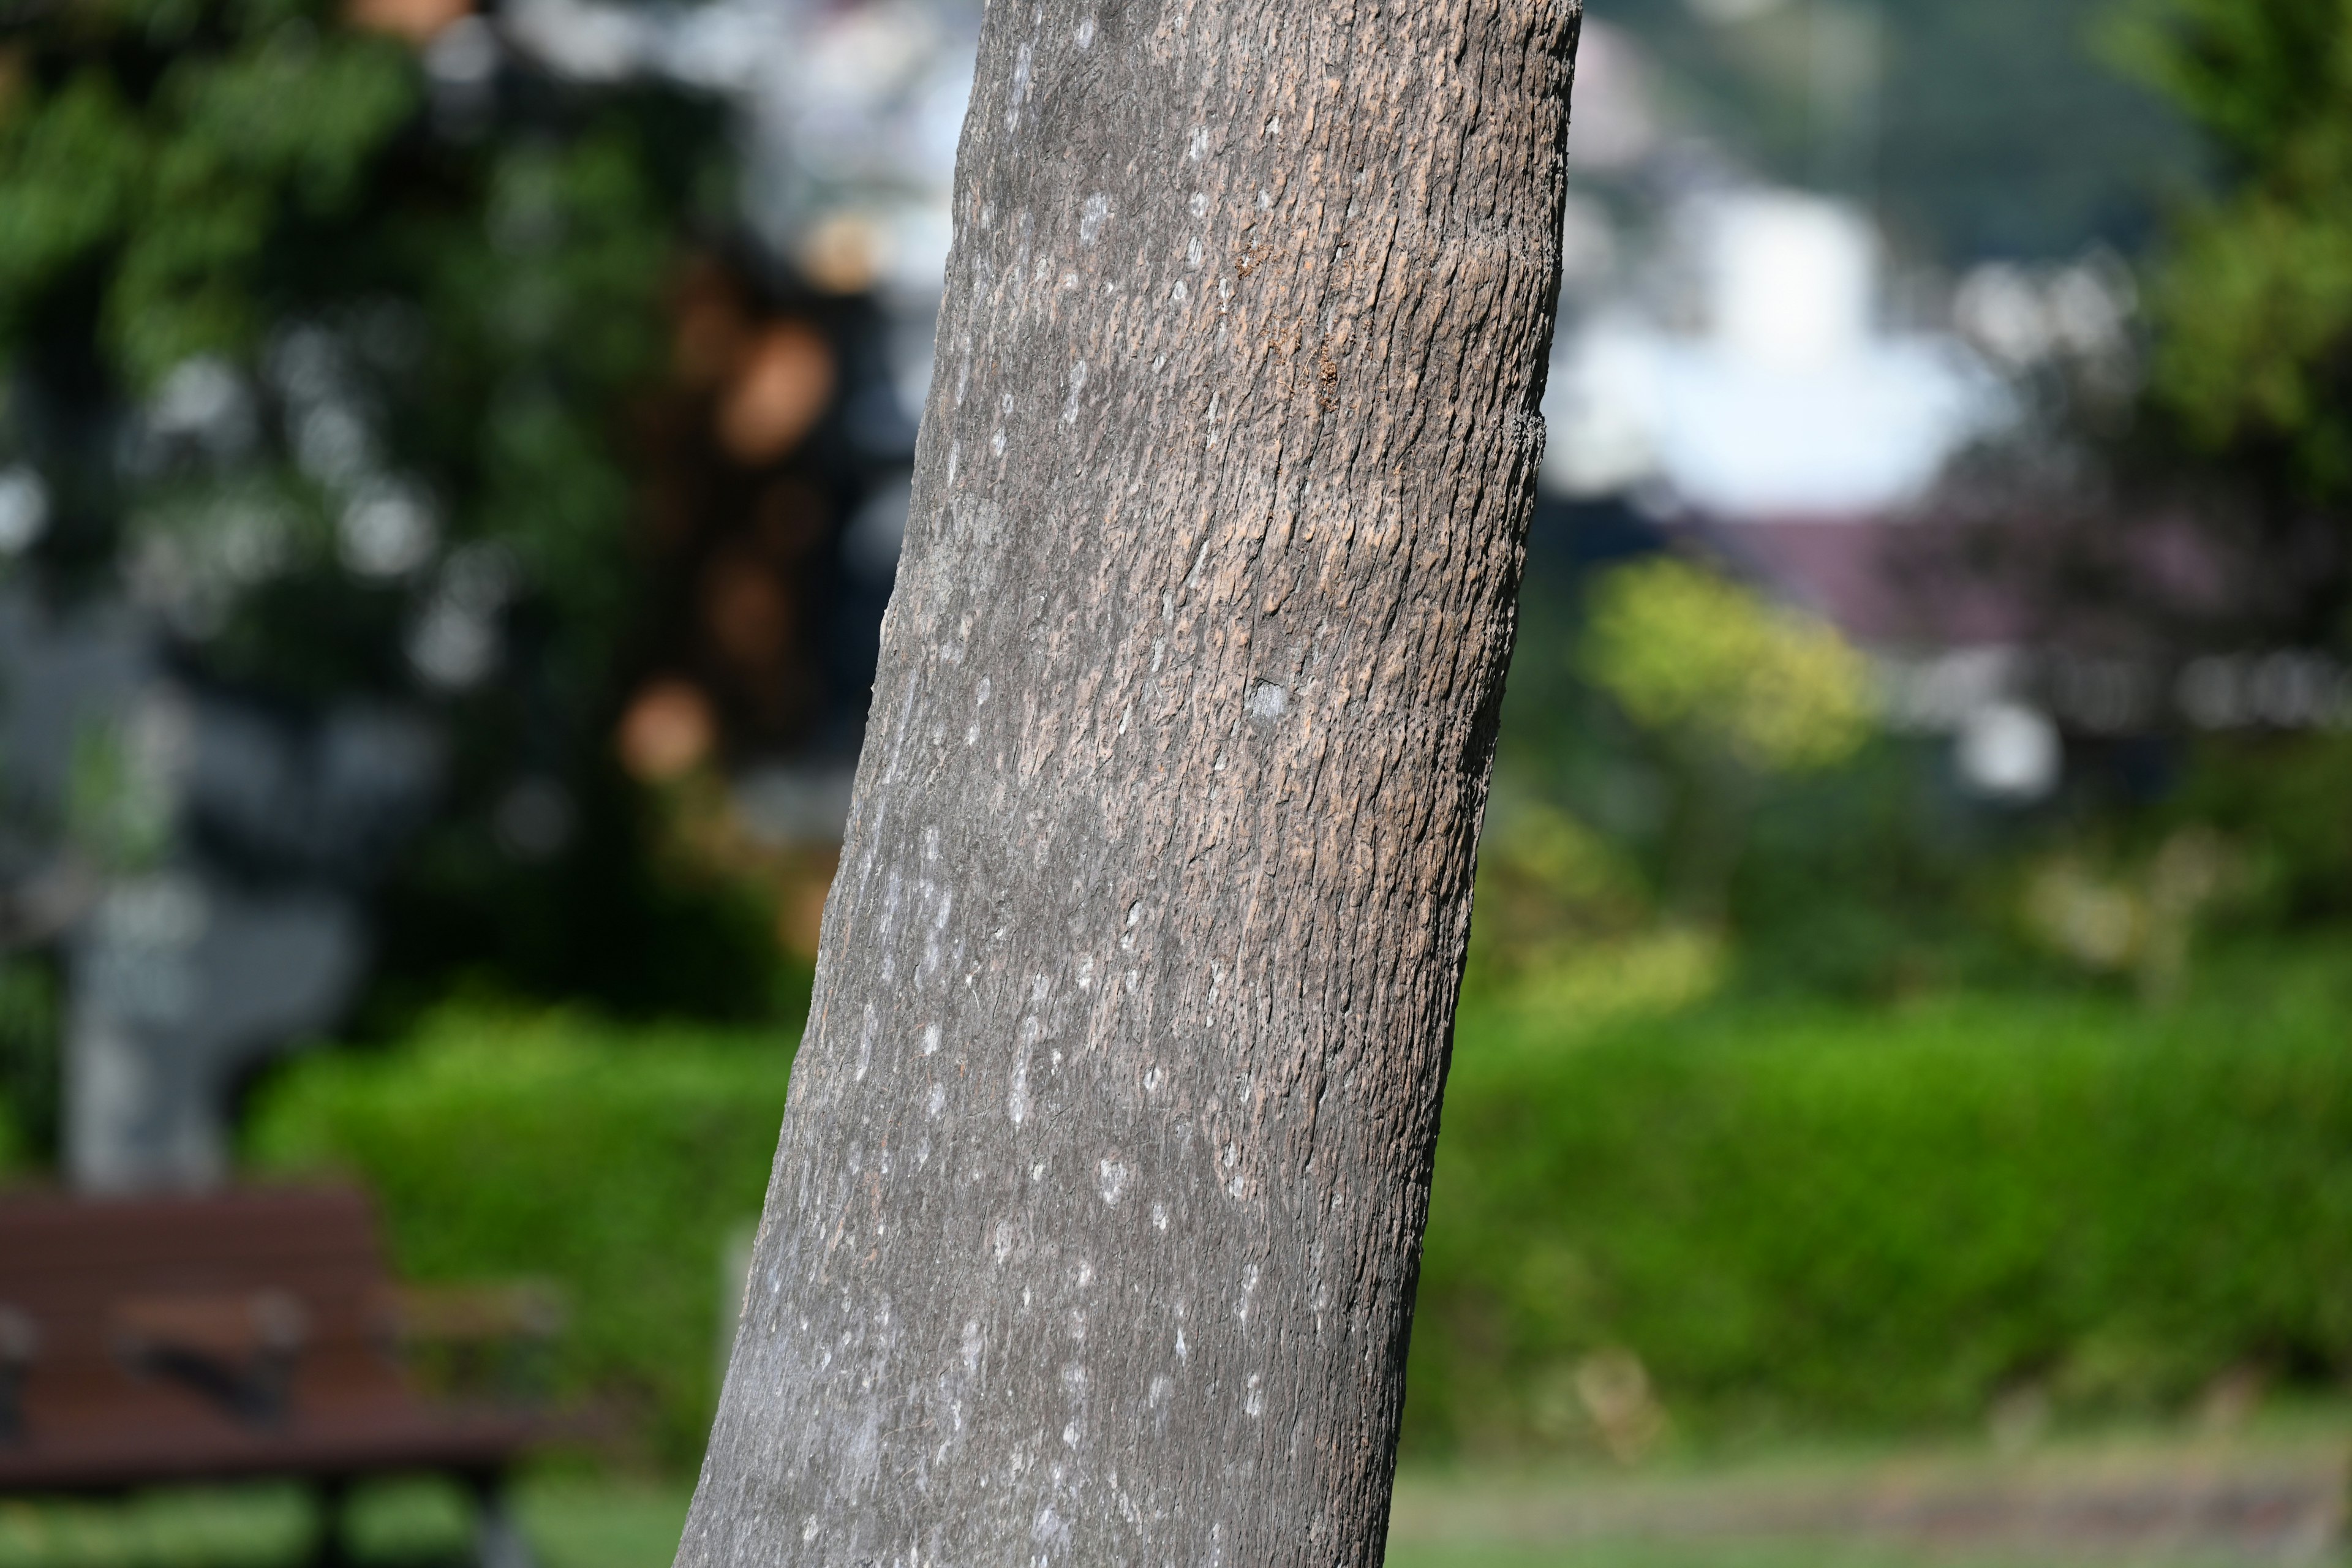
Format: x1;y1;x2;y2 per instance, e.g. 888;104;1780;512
1404;943;2352;1455
247;1009;795;1468
248;944;2352;1472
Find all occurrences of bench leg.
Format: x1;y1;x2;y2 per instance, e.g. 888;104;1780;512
467;1471;537;1568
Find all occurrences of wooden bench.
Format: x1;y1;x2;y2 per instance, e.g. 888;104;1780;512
0;1186;564;1566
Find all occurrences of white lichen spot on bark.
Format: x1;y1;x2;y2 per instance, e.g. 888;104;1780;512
1006;43;1033;131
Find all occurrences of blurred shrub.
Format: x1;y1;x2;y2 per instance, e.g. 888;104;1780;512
247;1006;793;1468
1570;558;1879;927
1583;558;1872;775
1722;737;2036;1000
1406;940;2352;1458
2169;733;2352;927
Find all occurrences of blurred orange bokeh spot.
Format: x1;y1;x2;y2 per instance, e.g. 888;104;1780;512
617;679;717;782
718;323;835;466
346;0;470;44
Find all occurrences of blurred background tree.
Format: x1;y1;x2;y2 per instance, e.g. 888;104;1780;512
2126;0;2352;647
0;0;804;1048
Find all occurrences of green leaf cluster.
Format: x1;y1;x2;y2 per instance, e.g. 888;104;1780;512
1583;558;1874;776
0;0;723;679
2124;0;2352;503
0;19;417;385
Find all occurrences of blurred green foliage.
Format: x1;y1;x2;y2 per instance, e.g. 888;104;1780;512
2165;733;2352;925
2127;0;2352;499
239;927;2352;1472
247;1005;796;1468
364;772;809;1030
0;26;416;387
1489;552;2013;997
1583;558;1872;775
2076;0;2352;647
0;0;718;636
1406;940;2352;1458
0;0;801;1027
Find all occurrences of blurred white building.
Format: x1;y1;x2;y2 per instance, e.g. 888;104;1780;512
1544;187;1999;519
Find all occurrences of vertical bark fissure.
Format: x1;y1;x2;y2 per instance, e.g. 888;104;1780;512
679;1;1578;1562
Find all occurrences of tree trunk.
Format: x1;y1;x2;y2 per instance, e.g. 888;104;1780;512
678;1;1577;1561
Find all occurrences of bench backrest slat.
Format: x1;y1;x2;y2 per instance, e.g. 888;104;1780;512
0;1188;420;1427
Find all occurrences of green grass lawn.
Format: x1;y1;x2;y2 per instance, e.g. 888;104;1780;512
0;1477;691;1568
0;1493;2115;1568
0;1471;2278;1568
4;1406;2337;1568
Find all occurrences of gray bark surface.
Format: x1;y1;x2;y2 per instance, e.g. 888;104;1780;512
679;1;1578;1561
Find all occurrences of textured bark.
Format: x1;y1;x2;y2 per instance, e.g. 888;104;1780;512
679;1;1577;1561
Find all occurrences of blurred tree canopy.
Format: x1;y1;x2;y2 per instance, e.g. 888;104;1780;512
0;0;796;1025
0;0;721;680
2126;0;2352;644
